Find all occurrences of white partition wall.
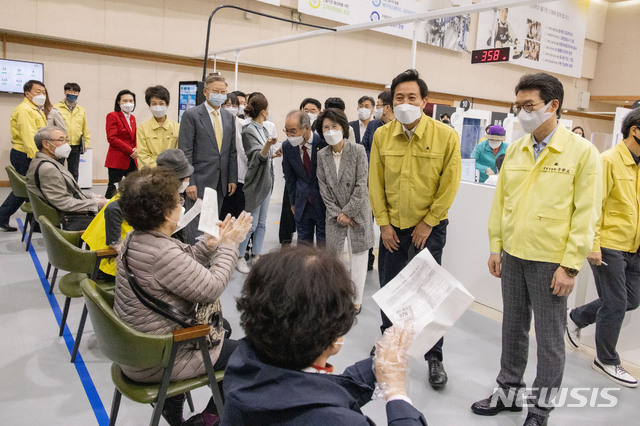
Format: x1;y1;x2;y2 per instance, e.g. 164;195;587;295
443;182;640;365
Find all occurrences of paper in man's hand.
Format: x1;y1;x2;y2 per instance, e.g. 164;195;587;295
198;187;219;239
372;249;474;358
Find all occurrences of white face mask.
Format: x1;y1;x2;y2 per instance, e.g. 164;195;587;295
179;180;190;193
372;107;384;120
150;105;167;118
488;139;502;149
357;108;372;121
224;106;239;116
121;102;135;113
31;94;46;107
324;129;343;146
54;143;72;159
307;112;318;125
394;103;422;125
288;135;304;147
238;105;246;115
518;101;554;134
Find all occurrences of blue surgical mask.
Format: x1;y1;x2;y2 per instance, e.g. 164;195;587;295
208;93;227;107
66;94;78;103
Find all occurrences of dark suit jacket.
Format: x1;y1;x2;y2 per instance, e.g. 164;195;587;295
361;119;384;160
178;103;237;198
349;120;362;145
282;133;327;223
105;111;137;169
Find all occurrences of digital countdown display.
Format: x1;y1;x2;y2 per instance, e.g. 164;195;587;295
471;47;511;64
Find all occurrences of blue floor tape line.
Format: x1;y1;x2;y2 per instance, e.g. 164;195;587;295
19;218;109;426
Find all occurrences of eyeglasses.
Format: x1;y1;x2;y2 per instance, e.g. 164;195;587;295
46;137;69;144
283;128;301;136
512;100;545;114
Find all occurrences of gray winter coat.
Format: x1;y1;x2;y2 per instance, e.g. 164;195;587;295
242;121;274;212
113;230;238;382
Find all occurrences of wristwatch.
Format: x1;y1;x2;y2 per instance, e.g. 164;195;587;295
562;266;579;277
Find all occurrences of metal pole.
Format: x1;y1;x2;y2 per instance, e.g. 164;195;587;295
213;56;217;73
234;51;239;90
411;20;419;69
202;5;336;81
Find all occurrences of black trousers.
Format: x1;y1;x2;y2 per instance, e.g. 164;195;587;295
64;145;83;182
105;159;137;199
378;220;448;361
0;149;31;225
219;182;245;219
278;186;297;244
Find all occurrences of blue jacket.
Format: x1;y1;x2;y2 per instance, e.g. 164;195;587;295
470;139;508;183
360;119;384;161
282;133;327;223
222;339;428;426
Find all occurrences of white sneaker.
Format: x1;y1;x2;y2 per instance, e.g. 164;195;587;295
236;258;250;274
565;308;581;349
592;358;638;388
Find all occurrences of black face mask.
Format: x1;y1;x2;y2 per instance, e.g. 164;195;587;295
442;120;450;125
634;135;640;146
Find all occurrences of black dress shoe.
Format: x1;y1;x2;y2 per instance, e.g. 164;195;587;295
0;223;17;232
471;394;523;416
427;359;448;389
523;412;548;426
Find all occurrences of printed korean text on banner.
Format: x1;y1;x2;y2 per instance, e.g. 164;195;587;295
475;0;589;78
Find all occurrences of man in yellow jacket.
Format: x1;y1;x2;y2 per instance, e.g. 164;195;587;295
471;73;602;426
0;80;48;232
54;82;90;181
566;108;640;388
369;69;461;390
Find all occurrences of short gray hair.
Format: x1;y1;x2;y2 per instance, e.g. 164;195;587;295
35;126;66;151
286;110;311;130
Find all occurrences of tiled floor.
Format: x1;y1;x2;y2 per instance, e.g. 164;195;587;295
1;185;639;425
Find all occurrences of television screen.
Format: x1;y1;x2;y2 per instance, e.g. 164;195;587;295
0;59;44;94
178;81;204;123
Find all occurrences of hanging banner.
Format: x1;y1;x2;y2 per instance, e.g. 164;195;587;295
258;0;281;5
298;0;471;52
474;0;588;78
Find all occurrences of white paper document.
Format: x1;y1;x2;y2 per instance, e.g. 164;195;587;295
372;249;475;358
175;198;202;233
197;188;219;239
461;158;476;183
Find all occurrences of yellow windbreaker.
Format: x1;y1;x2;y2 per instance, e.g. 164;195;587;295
10;98;47;158
489;125;602;270
136;117;179;168
82;195;132;276
369;115;461;229
593;142;640;253
54;100;91;148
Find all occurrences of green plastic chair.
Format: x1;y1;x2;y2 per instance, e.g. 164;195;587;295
80;278;225;426
39;215;117;363
27;187;65;280
5;165;33;248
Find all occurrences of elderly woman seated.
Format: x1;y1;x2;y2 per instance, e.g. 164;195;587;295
114;167;252;426
223;245;428;425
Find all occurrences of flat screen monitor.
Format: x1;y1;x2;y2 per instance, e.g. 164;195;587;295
178;81;205;122
0;59;44;94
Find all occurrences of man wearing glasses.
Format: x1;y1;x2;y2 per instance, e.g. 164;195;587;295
471;73;602;426
26;126;107;231
281;109;327;245
179;74;237;244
